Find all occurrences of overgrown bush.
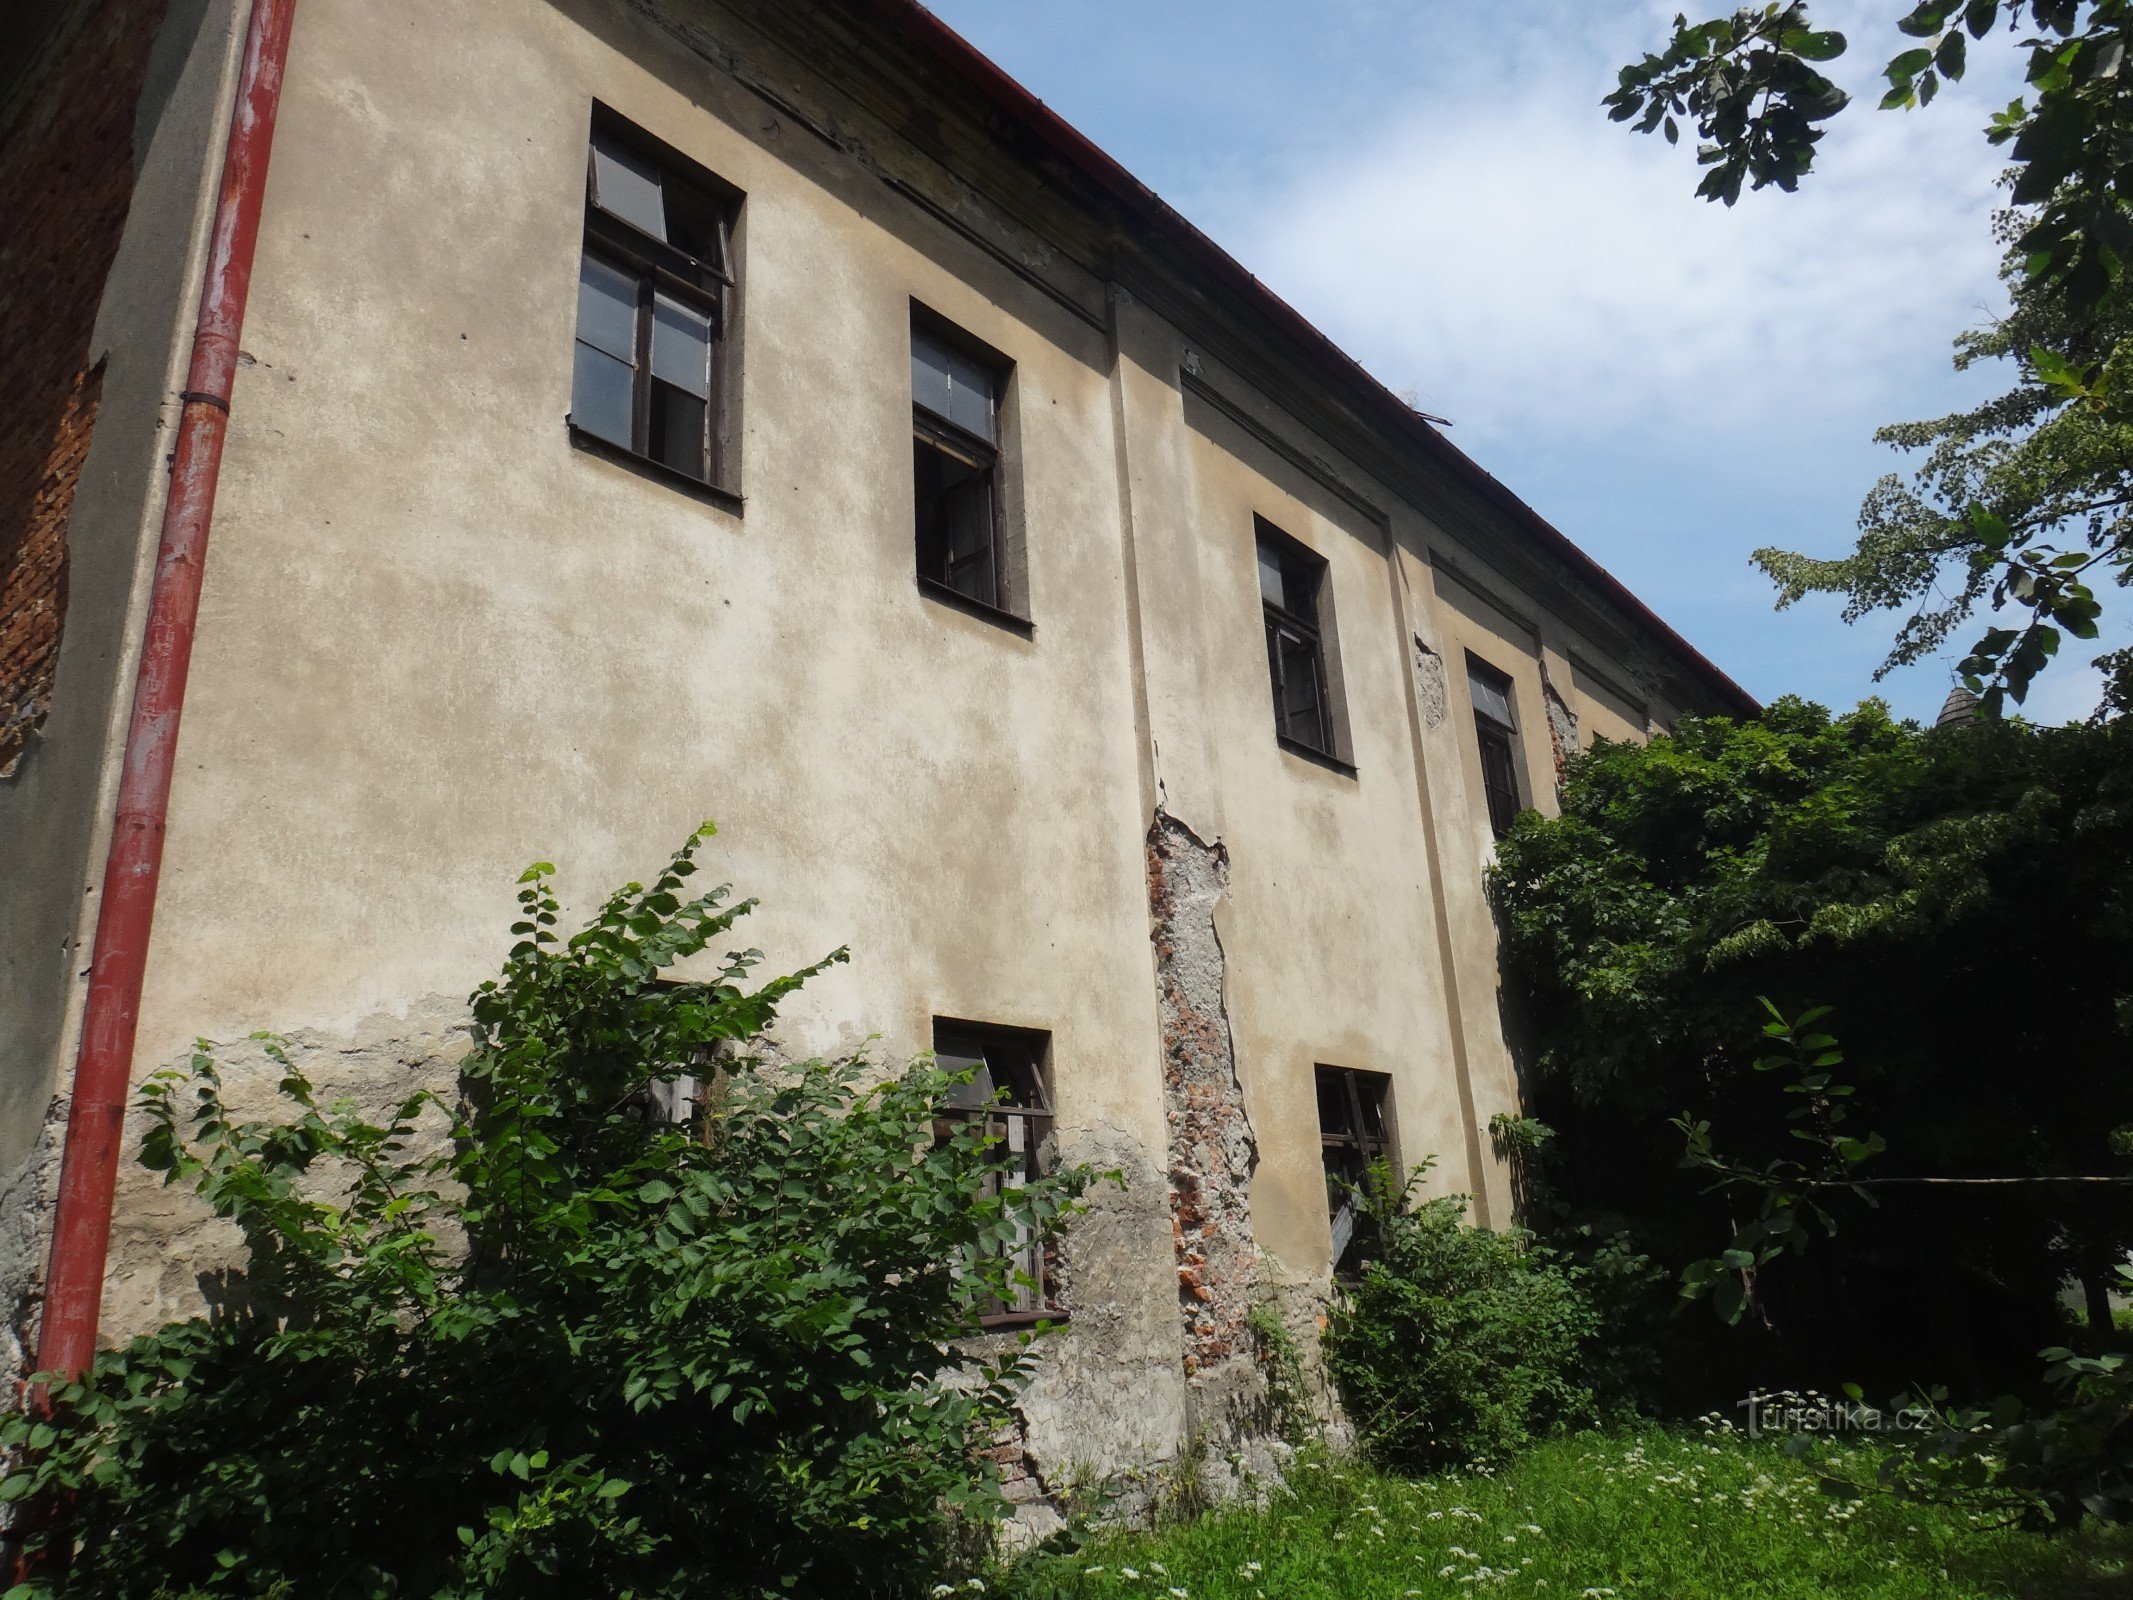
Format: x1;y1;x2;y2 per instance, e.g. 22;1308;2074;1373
0;825;1090;1598
1324;1163;1599;1472
1488;699;2133;1405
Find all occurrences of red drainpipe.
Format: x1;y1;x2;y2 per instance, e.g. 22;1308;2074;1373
30;0;298;1394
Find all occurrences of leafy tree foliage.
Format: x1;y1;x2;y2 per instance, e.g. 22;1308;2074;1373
1841;1331;2133;1523
1490;701;2133;1399
1324;1161;1604;1471
1673;1001;1887;1327
1672;1003;2133;1527
0;827;1090;1598
1609;2;2133;304
1756;221;2129;715
1611;3;2133;709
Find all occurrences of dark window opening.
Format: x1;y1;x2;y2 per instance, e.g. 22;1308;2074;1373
912;324;1008;612
1468;660;1523;838
1317;1065;1393;1276
570;117;735;489
1259;527;1334;756
933;1021;1060;1325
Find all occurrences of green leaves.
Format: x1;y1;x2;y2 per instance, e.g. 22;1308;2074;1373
1491;701;2133;1402
1618;2;2133;323
2030;341;2091;395
1603;4;1850;205
1325;1161;1606;1470
2;829;1091;1598
1756;206;2133;715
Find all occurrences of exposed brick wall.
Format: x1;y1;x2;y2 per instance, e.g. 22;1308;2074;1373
1146;810;1259;1379
0;0;172;778
1538;668;1580;793
0;366;98;778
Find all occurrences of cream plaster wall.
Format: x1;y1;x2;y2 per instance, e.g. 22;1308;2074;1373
3;0;1745;1486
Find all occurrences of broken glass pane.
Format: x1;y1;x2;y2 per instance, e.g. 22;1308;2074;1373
1279;628;1324;744
1316;1069;1353;1138
662;180;728;269
649;382;707;477
1258;543;1287;611
937;1042;996;1110
943;469;997;605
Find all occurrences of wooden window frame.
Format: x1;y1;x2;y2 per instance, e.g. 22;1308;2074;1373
911;315;1023;626
931;1020;1063;1328
569;111;739;498
1259;524;1336;760
1317;1064;1393;1276
1468;658;1523;838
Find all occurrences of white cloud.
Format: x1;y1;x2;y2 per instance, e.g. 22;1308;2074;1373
1211;14;2018;452
2020;659;2108;725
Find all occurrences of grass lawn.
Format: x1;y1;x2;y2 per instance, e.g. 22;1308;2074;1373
991;1427;2133;1600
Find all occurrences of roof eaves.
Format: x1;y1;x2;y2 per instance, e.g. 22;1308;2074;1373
855;0;1761;719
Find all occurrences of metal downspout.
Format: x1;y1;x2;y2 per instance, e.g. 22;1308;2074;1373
30;0;297;1397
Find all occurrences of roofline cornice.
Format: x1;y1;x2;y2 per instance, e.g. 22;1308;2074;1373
849;0;1758;718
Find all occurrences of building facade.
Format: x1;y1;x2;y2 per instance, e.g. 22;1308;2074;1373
0;0;1753;1511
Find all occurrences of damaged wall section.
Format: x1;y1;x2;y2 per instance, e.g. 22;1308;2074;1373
0;0;173;777
1144;810;1258;1379
1539;667;1580;792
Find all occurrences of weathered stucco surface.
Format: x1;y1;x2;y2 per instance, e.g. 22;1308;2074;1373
0;0;1746;1500
0;1097;66;1384
96;998;471;1345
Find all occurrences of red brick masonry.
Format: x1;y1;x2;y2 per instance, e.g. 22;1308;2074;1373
0;0;171;776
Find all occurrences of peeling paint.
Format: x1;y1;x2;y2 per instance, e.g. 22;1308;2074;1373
1144;810;1257;1379
93;998;471;1353
0;1096;68;1385
1540;667;1580;787
1411;634;1448;730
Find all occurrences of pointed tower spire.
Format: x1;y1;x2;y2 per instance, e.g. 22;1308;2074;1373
1936;684;1980;729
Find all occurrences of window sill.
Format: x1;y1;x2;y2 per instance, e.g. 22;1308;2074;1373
567;422;743;515
1277;734;1357;779
916;573;1035;637
977;1309;1070;1331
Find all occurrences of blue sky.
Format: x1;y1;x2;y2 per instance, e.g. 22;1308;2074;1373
922;0;2123;723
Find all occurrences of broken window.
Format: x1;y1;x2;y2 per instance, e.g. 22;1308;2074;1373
1468;658;1523;837
912;320;1013;614
1259;524;1336;757
933;1020;1061;1325
570;113;736;489
1317;1065;1393;1275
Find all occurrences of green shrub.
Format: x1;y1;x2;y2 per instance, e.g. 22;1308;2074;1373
1;826;1091;1598
1324;1163;1598;1471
